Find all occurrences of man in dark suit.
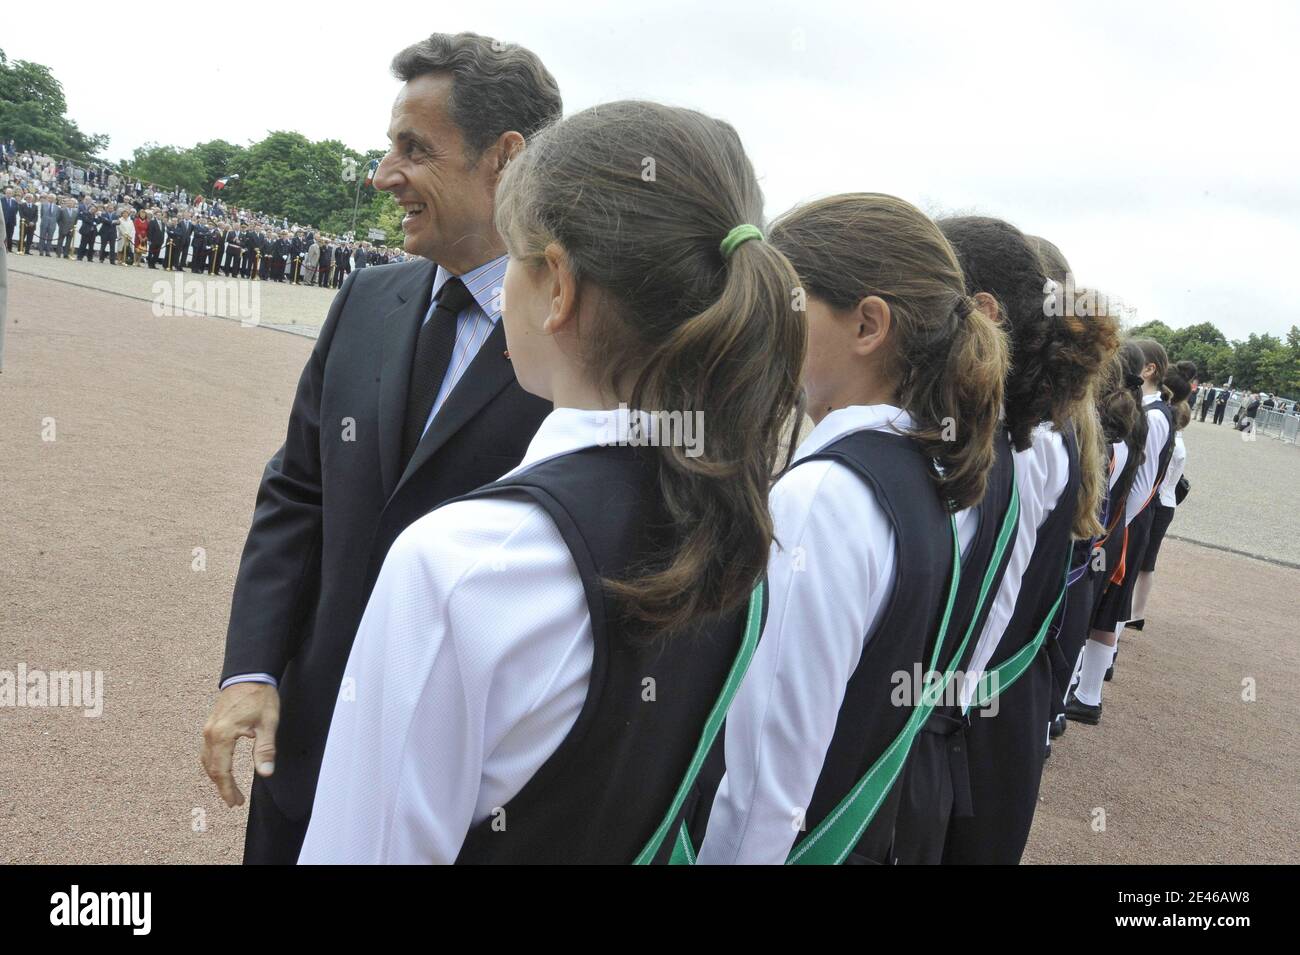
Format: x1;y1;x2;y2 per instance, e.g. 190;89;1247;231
241;229;257;278
1199;385;1216;421
1;187;18;252
57;199;78;258
354;241;369;271
331;243;350;288
258;230;274;280
147;212;168;268
18;194;38;254
200;31;562;865
172;216;193;271
1214;387;1230;425
76;203;99;261
96;206;118;264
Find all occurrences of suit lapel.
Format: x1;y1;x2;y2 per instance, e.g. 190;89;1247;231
391;319;518;499
377;259;437;496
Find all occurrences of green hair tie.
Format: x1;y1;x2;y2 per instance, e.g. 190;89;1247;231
719;223;764;259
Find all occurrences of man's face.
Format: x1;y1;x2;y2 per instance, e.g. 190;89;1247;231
374;73;502;270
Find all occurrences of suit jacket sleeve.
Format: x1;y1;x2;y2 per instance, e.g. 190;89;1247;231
219;271;359;683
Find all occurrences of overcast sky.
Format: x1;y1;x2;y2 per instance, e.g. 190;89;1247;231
10;0;1298;339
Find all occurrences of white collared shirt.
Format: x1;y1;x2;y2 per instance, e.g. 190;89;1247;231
698;405;979;864
300;408;630;864
958;422;1070;711
1157;431;1186;508
422;256;506;432
1124;393;1171;526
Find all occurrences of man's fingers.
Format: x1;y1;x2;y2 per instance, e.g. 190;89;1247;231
202;722;249;808
253;709;279;778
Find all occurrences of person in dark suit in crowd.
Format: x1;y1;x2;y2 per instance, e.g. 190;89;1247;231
270;230;290;281
241;229;257;278
354;241;369;271
57;198;78;258
37;195;59;256
172;215;193;271
18;194;38;254
1214;386;1230;425
223;226;243;277
258;230;274;280
1;187;18;252
316;237;332;286
147;211;168;268
200;30;562;865
190;222;210;273
75;203;99;261
96;206;118;264
1199;383;1217;421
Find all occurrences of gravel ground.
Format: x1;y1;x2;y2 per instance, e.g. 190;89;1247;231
1;270;1296;864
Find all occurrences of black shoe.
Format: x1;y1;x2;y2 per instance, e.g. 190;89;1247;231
1104;664;1114;682
1049;713;1068;739
1065;692;1102;725
1124;618;1144;632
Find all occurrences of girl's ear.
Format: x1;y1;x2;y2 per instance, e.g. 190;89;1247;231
852;295;892;357
542;242;579;335
973;291;1000;323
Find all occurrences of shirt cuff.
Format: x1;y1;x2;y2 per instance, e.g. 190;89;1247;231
220;672;279;690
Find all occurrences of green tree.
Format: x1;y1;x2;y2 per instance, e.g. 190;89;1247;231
125;143;208;195
0;49;106;159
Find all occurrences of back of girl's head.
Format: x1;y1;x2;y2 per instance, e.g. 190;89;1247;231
769;193;1008;511
495;100;805;637
1026;234;1071;287
939;216;1119;452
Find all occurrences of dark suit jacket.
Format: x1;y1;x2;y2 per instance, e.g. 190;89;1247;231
1;196;17;227
221;256;550;820
96;212;117;241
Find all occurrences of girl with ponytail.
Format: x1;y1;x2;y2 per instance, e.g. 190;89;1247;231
935;216;1117;865
1128;372;1192;629
694;193;1010;864
1067;336;1177;725
1050;333;1144;741
302;100;805;863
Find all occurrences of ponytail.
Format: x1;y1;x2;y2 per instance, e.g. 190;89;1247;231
495;100;805;638
905;295;1008;511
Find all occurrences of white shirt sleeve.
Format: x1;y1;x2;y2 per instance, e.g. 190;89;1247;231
1125;407;1171;526
959;427;1069;709
1108;441;1129;492
697;460;896;865
298;495;592;864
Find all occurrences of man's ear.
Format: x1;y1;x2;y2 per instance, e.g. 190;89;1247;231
542;242;578;335
973;291;1000;323
851;295;892;358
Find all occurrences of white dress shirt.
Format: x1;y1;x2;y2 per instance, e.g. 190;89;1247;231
1157;432;1186;508
698;405;978;865
1124;393;1172;527
221;255;509;693
298;408;644;864
957;422;1070;711
1109;441;1129;492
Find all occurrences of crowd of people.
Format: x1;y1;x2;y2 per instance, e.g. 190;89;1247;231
1;143;404;287
1188;383;1296;427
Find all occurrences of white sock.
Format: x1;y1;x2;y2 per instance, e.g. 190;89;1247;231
1074;639;1111;707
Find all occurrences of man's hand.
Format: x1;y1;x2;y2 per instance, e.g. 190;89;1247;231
201;682;280;808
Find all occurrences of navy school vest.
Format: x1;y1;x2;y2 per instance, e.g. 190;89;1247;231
892;428;1019;863
751;429;955;864
984;425;1081;668
450;443;761;864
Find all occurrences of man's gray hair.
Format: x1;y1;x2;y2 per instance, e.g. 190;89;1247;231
391;32;562;159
